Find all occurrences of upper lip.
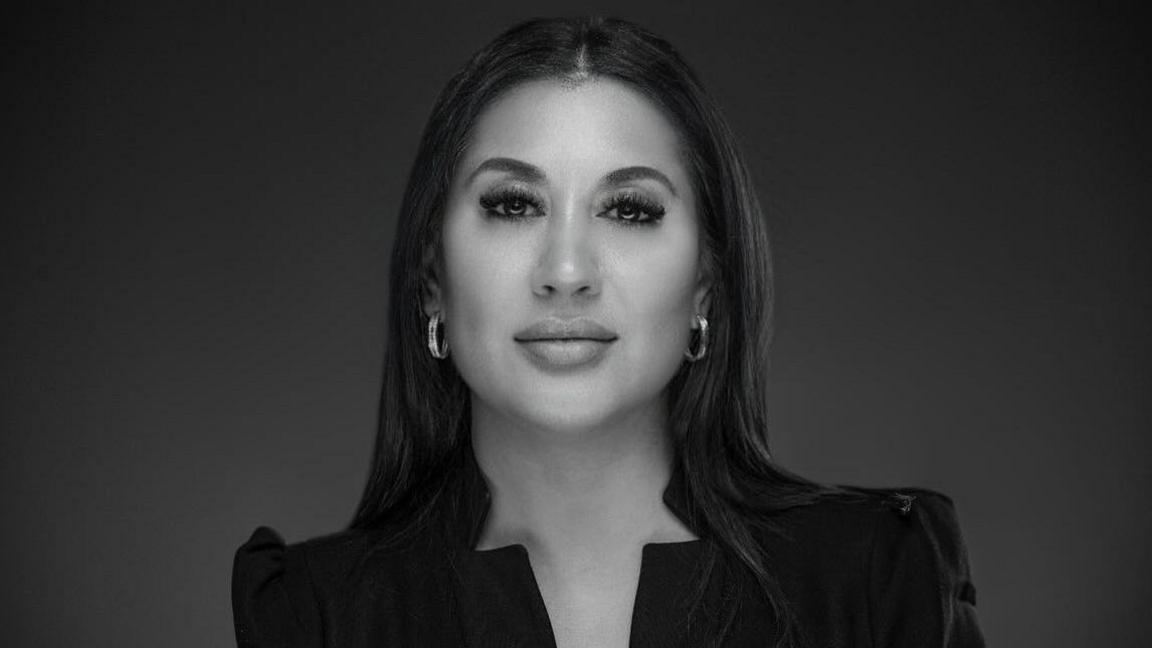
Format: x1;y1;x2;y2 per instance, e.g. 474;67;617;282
514;317;618;342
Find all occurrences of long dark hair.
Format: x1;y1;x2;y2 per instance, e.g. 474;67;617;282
350;16;835;646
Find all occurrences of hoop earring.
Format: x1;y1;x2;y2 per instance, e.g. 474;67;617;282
427;312;450;359
684;314;708;362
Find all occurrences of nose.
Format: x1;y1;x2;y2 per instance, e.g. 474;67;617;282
531;210;601;300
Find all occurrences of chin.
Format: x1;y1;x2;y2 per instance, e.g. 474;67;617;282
515;385;668;438
525;407;618;436
515;387;622;433
460;352;673;436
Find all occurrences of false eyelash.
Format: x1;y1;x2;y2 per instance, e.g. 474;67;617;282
478;186;545;219
600;192;666;226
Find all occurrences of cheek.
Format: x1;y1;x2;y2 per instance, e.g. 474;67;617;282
610;238;700;351
439;227;523;353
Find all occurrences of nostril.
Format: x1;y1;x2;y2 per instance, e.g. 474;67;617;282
533;281;597;299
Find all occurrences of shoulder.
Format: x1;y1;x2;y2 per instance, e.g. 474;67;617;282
759;487;955;563
231;525;421;648
762;487;985;647
765;486;964;559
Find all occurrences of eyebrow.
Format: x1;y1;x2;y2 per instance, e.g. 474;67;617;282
465;157;545;187
602;166;678;198
465;157;679;197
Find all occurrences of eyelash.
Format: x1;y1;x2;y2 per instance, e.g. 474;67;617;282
479;187;543;219
601;191;666;226
477;188;667;226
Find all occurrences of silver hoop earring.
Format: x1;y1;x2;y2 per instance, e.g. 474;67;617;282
684;314;708;362
427;312;450;359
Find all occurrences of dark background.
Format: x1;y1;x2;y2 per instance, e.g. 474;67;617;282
3;1;1147;646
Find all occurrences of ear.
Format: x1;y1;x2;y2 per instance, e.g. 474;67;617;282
692;268;713;328
420;244;444;319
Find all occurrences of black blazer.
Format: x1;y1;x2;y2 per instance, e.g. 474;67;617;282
233;450;984;647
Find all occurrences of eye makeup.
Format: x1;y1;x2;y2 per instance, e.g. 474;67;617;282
478;185;546;219
598;190;666;227
476;186;667;227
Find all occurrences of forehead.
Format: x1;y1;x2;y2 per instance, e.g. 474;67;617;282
461;78;686;177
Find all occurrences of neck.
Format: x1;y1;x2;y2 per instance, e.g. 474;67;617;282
470;399;695;561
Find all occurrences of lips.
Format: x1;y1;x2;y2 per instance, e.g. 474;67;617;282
513;318;618;343
514;318;617;370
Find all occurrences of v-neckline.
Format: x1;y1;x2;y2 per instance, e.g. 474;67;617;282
446;444;710;647
454;538;706;648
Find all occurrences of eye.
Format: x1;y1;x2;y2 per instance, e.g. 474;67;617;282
600;193;666;226
479;187;544;219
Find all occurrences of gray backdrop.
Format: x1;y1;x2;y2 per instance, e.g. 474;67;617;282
3;1;1148;646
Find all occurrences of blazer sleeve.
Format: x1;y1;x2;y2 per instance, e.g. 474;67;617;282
867;492;986;648
232;527;324;648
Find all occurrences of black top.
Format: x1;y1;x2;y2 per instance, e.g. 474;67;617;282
232;449;984;647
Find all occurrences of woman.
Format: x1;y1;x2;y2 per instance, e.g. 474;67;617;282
233;17;984;648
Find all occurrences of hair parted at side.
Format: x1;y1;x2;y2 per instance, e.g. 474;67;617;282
350;16;837;646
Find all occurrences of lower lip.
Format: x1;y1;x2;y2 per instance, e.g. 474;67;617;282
516;339;614;371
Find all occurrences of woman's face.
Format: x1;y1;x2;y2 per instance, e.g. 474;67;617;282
427;78;708;434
